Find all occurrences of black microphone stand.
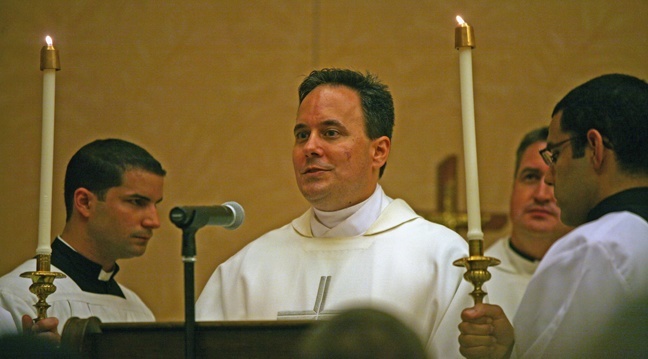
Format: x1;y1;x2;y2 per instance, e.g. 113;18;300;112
169;204;244;359
170;208;208;359
182;228;198;359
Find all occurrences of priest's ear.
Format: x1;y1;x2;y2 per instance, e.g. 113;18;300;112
73;188;97;219
371;136;391;169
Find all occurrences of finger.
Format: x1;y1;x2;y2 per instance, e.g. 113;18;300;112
458;321;494;335
32;317;59;332
464;316;494;325
21;314;35;335
459;345;494;359
459;333;497;348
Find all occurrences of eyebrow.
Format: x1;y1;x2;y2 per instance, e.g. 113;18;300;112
293;123;308;134
293;119;345;133
518;167;542;176
124;194;163;204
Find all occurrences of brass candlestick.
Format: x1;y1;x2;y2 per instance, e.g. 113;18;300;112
453;240;500;304
20;37;66;322
21;254;66;321
452;17;500;304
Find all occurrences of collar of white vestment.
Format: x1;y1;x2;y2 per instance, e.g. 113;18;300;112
504;238;539;275
292;193;419;238
311;184;386;237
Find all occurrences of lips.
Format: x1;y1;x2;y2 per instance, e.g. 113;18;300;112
302;166;328;174
300;160;334;174
133;231;153;240
526;206;556;216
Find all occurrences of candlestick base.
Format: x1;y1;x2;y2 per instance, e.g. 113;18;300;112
453;240;500;304
20;254;66;321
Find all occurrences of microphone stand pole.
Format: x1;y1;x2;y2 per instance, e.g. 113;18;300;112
169;203;244;359
181;228;198;359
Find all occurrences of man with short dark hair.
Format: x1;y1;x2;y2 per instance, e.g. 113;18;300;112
197;68;473;358
459;74;648;358
0;139;166;335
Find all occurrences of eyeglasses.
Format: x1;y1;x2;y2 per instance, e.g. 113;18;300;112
539;137;577;166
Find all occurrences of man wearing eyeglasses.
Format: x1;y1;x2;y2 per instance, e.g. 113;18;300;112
458;74;648;359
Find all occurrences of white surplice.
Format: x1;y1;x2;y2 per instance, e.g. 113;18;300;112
0;260;154;334
513;211;648;358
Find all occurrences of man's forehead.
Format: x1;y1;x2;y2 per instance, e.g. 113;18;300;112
113;169;163;192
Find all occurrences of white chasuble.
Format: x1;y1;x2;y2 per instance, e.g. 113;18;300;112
196;197;473;359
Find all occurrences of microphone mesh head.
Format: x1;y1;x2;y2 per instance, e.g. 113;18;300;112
223;201;245;230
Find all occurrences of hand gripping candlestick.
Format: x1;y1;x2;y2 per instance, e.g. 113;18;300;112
20;36;66;321
451;17;500;304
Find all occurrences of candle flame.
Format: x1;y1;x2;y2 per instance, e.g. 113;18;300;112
45;36;53;46
456;16;467;26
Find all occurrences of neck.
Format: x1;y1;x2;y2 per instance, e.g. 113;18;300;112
60;221;116;272
509;230;559;260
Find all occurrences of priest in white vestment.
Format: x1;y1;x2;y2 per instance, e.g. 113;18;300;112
0;139;165;335
196;68;473;359
486;127;571;318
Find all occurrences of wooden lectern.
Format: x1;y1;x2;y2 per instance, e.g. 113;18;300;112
62;318;315;358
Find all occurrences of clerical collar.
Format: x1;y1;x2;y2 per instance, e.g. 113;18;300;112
51;237;125;298
586;187;648;223
508;239;539;263
311;185;385;237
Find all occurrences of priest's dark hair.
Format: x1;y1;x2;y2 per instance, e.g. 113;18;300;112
552;73;648;175
298;68;395;178
64;139;166;221
514;126;548;178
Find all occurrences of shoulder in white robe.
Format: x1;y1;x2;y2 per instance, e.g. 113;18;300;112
196;198;473;359
512;211;648;358
0;260;154;334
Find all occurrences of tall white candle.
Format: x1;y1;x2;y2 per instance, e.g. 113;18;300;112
455;16;483;242
36;36;60;255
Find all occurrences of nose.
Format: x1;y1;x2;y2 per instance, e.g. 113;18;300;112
143;205;161;229
534;178;554;203
302;133;323;158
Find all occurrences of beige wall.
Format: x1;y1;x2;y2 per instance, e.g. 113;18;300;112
1;1;646;322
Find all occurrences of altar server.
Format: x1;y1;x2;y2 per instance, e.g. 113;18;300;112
459;74;648;358
0;139;165;335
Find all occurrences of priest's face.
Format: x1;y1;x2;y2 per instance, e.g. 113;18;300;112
85;169;164;268
292;85;388;211
509;141;571;242
545;112;597;226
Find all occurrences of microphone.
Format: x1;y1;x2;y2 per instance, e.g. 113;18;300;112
169;201;245;230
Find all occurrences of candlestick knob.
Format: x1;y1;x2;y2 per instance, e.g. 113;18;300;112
453;239;500;304
20;254;66;321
